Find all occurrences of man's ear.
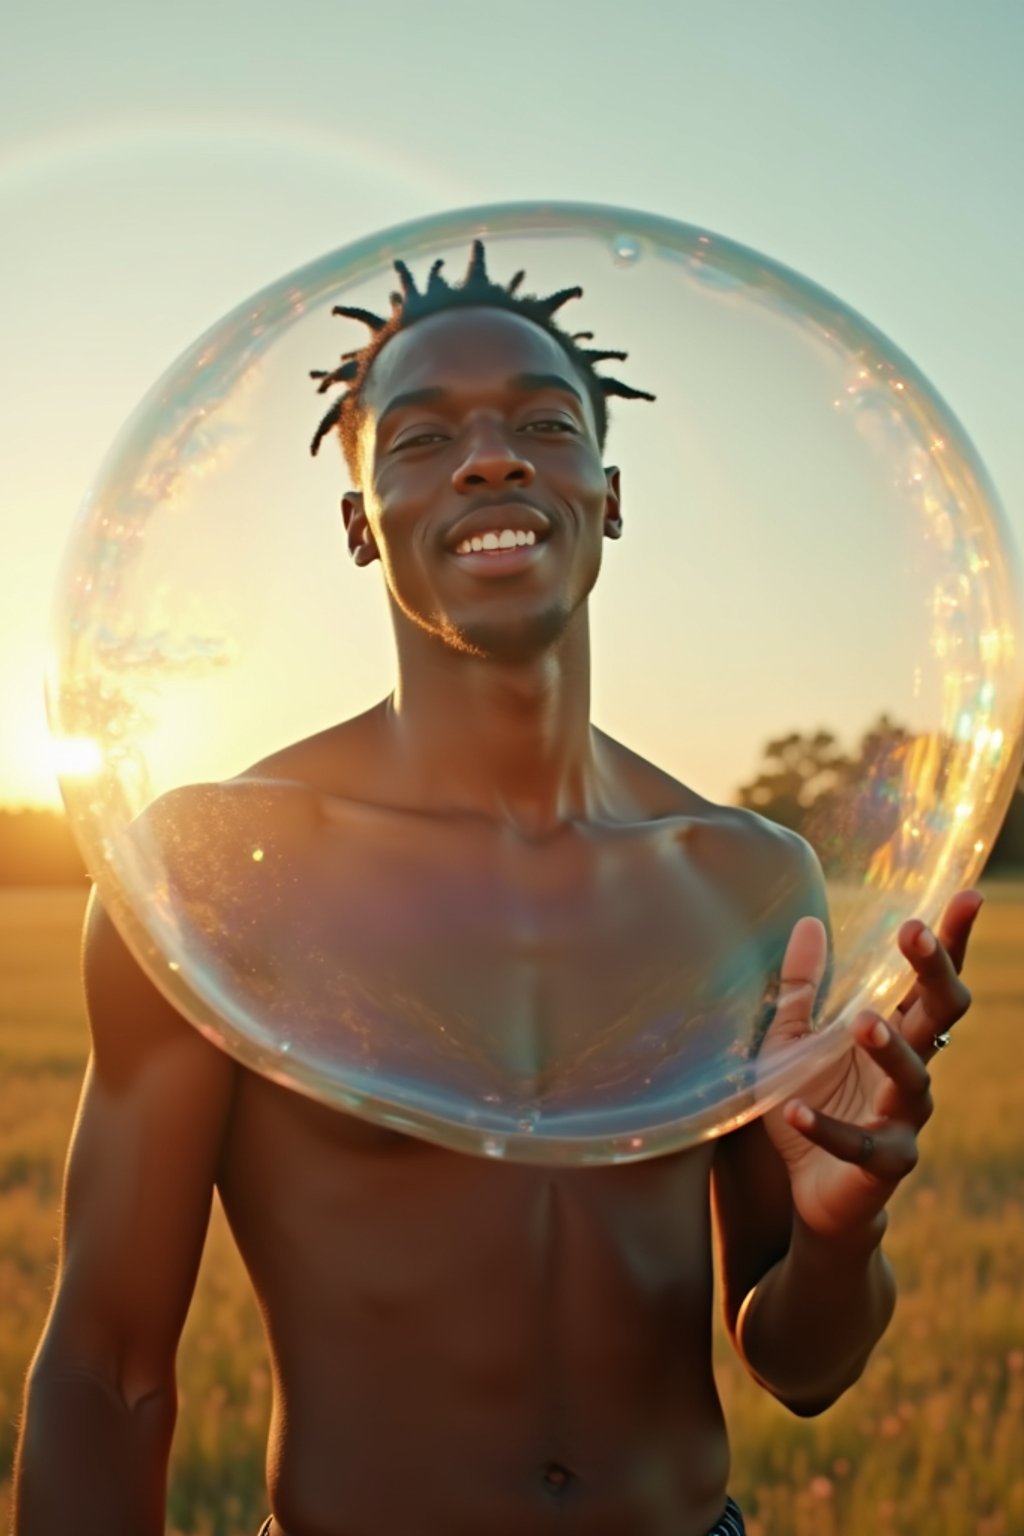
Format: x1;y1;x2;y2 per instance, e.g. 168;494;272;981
341;490;379;566
603;466;623;540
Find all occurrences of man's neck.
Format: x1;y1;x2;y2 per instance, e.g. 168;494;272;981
386;615;599;836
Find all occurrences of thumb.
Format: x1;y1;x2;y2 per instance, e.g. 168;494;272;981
761;915;829;1055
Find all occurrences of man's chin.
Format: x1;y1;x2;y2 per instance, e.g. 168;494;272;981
438;604;573;665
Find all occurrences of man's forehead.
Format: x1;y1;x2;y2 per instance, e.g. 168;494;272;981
363;307;575;406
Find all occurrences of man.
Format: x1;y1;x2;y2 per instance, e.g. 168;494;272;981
13;242;980;1536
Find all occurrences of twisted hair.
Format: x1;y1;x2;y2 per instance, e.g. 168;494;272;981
309;238;655;477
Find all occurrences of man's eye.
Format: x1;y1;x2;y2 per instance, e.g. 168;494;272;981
394;419;575;451
395;432;445;450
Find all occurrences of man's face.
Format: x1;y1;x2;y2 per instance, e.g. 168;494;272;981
342;306;621;664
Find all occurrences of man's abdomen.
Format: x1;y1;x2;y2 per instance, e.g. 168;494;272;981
220;1093;731;1536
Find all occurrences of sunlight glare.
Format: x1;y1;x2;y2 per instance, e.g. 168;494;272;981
50;734;103;779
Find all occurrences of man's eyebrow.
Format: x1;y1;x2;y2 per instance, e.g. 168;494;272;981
508;372;584;405
375;373;585;430
375;387;447;429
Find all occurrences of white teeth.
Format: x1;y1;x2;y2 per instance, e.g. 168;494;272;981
453;528;541;555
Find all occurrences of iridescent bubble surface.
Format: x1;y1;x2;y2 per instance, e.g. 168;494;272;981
48;202;1024;1163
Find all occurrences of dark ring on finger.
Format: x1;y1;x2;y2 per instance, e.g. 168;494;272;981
932;1032;952;1051
859;1132;875;1164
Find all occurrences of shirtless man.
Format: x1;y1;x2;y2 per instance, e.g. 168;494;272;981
12;242;981;1536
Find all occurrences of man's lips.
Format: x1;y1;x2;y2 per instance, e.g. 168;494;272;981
447;537;550;578
443;500;553;553
452;528;539;556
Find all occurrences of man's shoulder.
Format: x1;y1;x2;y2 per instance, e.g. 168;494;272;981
604;734;827;937
691;801;823;885
691;813;831;992
132;771;326;909
139;772;318;845
139;704;388;838
237;703;389;803
600;731;821;874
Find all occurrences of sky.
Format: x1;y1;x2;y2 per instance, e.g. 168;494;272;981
4;0;1024;810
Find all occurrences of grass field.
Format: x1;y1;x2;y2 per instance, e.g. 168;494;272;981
1;885;1022;1535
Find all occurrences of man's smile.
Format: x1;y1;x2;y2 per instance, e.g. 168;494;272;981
442;497;555;578
447;530;551;578
453;529;539;555
443;498;553;551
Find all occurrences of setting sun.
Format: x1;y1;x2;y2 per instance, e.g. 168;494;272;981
45;733;103;790
49;734;103;779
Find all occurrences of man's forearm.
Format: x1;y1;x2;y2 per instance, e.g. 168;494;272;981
12;1365;175;1536
735;1210;896;1415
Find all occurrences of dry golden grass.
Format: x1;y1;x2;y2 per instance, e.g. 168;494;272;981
0;885;1021;1535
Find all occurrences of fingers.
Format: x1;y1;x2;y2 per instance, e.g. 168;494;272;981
850;1011;934;1124
785;1007;933;1176
895;888;982;1016
896;916;973;1051
935;888;984;974
784;1100;920;1183
770;916;829;1040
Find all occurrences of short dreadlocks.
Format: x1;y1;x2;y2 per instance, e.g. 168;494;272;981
309;238;655;478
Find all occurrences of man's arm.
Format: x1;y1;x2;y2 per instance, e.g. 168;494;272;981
12;889;237;1535
712;833;979;1417
710;823;896;1415
712;1115;895;1416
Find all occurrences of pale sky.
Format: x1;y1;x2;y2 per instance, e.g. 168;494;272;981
4;0;1024;808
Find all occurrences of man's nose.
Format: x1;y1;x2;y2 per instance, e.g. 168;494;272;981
452;429;536;494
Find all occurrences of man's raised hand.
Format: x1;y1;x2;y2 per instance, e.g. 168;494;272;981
759;890;982;1241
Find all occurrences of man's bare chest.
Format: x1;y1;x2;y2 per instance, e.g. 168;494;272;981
194;800;769;1112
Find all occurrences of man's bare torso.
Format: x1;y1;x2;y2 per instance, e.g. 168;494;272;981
221;1072;725;1536
156;715;795;1536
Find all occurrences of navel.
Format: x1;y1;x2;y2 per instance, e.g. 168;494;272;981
540;1461;577;1496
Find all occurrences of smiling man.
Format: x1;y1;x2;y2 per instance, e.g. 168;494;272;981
13;243;981;1536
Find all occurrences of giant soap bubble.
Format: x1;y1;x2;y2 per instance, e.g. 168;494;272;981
48;202;1024;1164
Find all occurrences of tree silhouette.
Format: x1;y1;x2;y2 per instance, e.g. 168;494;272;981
739;713;1023;877
986;776;1024;871
737;728;852;837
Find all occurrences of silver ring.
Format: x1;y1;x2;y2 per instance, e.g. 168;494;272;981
932;1032;952;1051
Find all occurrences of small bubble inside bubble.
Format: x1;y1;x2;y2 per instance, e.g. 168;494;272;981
483;1137;506;1158
611;234;642;267
280;1040;292;1053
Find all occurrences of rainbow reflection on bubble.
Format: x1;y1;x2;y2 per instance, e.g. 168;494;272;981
47;202;1024;1163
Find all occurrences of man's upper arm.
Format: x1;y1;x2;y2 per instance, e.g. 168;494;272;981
711;822;832;1344
35;889;237;1407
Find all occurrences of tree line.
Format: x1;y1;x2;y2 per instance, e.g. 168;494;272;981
736;714;1024;876
1;721;1022;885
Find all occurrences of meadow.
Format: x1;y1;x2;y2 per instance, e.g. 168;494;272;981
0;886;1021;1535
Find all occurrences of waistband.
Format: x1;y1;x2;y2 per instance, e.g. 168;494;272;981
258;1495;746;1536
